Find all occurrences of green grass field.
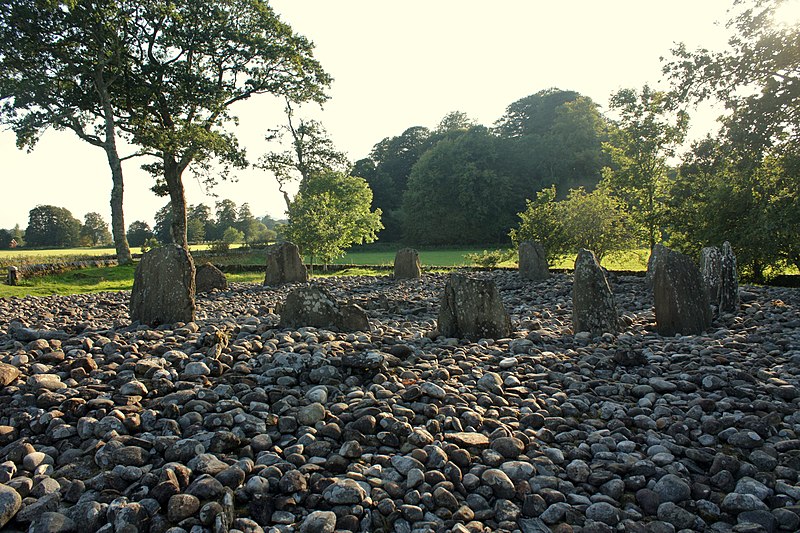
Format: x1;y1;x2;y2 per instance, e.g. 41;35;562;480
0;245;653;298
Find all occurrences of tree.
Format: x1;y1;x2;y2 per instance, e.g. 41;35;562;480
222;227;244;246
187;204;213;243
212;199;239;241
0;230;13;249
666;138;800;281
510;183;633;264
128;1;331;247
358;125;434;241
664;0;800;158
495;89;609;193
400;126;524;245
25;205;81;247
126;220;154;247
0;0;137;263
80;212;113;246
604;85;688;249
285;170;383;268
153;204;173;244
437;111;475;133
259;105;349;211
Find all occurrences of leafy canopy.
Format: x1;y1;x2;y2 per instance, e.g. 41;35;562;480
285;170;383;266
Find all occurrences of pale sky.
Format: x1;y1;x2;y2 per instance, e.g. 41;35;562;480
0;0;737;230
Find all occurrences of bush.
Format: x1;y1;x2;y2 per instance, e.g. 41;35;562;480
465;249;515;268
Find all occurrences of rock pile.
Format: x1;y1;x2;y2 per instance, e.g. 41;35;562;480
0;271;797;533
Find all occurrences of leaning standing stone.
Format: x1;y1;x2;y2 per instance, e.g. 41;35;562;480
394;248;421;279
195;262;228;293
264;242;308;286
652;247;712;336
438;273;512;340
519;241;549;280
130;245;195;326
572;249;618;335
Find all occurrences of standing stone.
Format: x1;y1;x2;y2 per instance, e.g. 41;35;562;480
279;286;370;332
652;247;712;336
394;248;421;279
130;245;195;326
6;266;19;286
701;241;739;315
438;273;512;340
195;263;228;293
572;249;618;335
264;241;308;286
519;241;549;281
719;242;739;314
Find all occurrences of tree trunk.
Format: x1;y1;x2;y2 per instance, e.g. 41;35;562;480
96;70;132;264
106;150;132;264
164;155;189;249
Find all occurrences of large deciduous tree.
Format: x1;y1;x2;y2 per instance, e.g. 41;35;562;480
129;0;330;248
495;88;609;193
285;170;383;269
25;205;82;248
80;212;113;246
401;126;523;245
664;0;800;158
259;103;350;211
603;85;688;250
0;0;136;263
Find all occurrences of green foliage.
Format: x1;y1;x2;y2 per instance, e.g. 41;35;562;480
222;227;244;246
286;170;383;266
604;85;689;248
141;237;159;254
401;126;524;245
126;221;154;248
465;249;515;268
667;139;800;281
259;112;350;211
80;212;113;247
511;184;633;263
25;205;82;248
665;0;800;158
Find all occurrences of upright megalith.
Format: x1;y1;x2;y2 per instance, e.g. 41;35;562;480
394;248;421;279
519;241;549;281
652;246;712;336
264;242;308;286
195;262;228;293
572;249;618;335
701;242;739;315
279;286;370;332
438;273;512;340
130;245;195;326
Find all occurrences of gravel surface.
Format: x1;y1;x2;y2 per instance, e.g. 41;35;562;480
0;271;798;533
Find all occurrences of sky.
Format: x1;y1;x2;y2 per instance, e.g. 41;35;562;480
0;0;743;230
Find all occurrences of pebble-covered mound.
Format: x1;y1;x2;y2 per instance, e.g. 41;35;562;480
0;272;798;533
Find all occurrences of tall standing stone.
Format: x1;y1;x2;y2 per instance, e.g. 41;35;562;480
519;241;549;280
394;248;421;279
702;242;739;316
264;242;308;286
438;273;512;340
572;249;618;335
195;262;228;293
130;245;195;326
652;247;712;336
